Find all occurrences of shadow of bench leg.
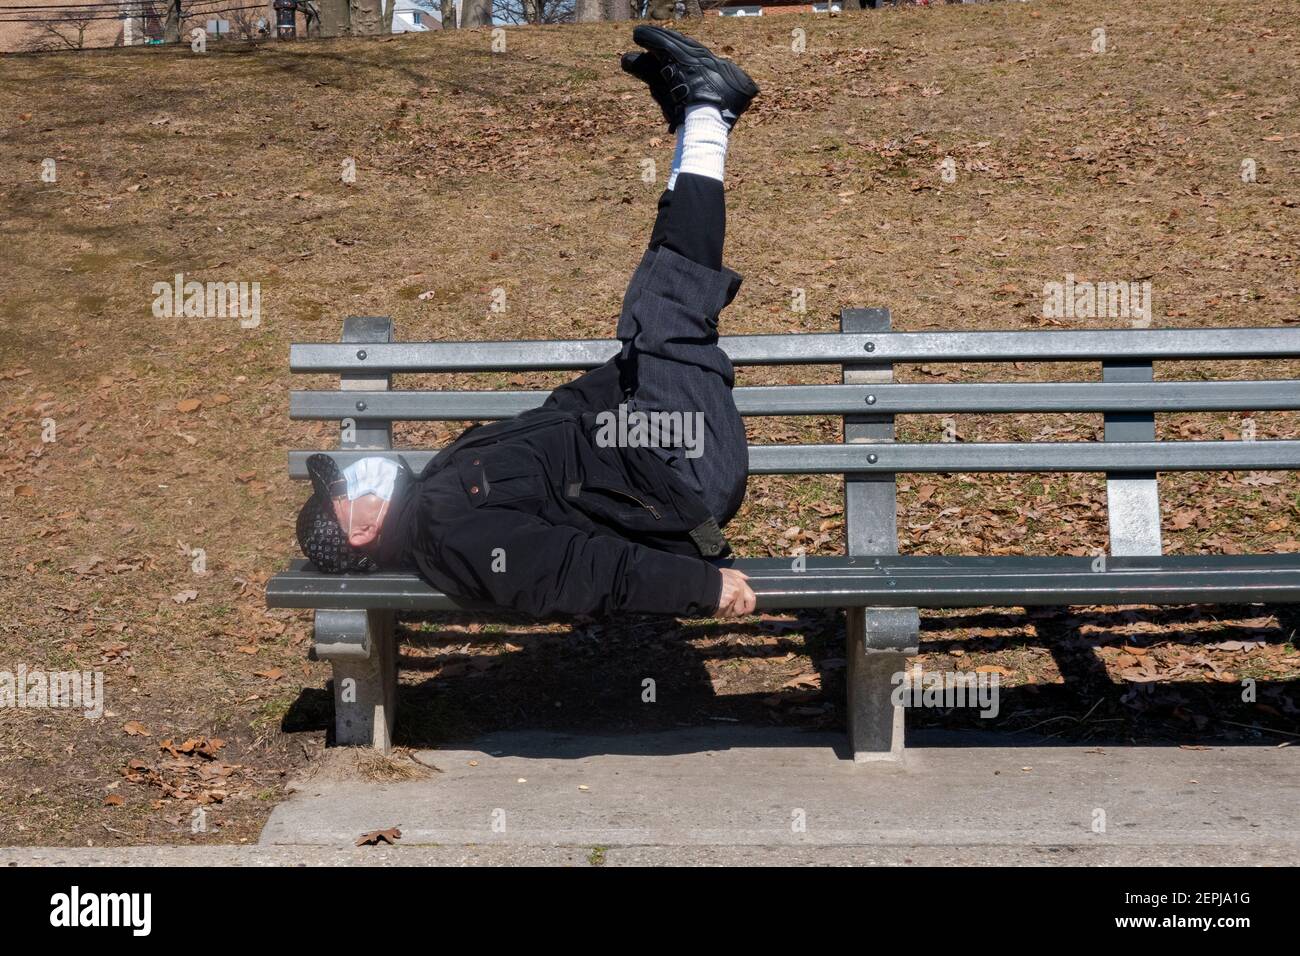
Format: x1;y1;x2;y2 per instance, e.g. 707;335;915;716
314;609;397;751
846;606;919;762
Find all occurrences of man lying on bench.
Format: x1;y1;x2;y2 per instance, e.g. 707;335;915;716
296;28;760;620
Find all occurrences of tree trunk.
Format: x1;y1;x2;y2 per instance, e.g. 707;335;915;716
349;0;384;34
382;0;395;31
604;0;630;20
575;0;602;20
318;0;350;35
163;0;181;41
439;0;457;28
461;0;491;26
683;0;702;17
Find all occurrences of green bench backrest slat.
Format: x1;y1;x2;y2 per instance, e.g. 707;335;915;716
289;327;1300;373
289;379;1300;421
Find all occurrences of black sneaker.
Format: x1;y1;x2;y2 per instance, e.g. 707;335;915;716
621;51;682;132
632;25;759;130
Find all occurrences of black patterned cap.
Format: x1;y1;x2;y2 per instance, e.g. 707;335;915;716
296;454;378;574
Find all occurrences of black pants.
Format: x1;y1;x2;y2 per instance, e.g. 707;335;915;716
617;173;748;524
543;173;748;526
648;172;727;272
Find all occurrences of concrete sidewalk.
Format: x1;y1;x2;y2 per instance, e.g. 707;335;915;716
252;726;1298;864
1;843;1292;866
5;727;1293;866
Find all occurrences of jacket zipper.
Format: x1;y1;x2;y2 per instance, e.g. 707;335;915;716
588;485;661;520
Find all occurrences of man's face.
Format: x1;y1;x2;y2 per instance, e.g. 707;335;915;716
331;493;389;549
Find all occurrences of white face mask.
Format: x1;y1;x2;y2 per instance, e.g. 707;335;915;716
332;457;401;545
341;457;400;503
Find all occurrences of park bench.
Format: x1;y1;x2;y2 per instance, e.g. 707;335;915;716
267;310;1300;758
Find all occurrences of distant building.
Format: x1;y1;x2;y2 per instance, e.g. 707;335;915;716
392;0;445;32
717;0;844;13
712;0;852;13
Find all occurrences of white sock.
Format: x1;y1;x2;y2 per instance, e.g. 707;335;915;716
667;104;729;190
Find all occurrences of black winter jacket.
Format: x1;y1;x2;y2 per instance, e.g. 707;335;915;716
373;359;732;619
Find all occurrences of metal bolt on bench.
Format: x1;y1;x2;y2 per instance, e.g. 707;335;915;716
269;312;1300;757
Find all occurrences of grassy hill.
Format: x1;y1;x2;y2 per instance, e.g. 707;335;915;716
1;0;1298;845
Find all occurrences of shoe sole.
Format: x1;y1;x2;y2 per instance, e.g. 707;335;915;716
632;25;759;99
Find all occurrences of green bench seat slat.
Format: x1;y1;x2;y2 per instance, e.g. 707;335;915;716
288;440;1300;478
267;554;1300;611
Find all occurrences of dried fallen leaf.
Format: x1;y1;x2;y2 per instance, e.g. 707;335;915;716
782;672;821;690
171;590;198;604
355;827;401;846
123;720;152;737
71;555;106;575
176;398;202;413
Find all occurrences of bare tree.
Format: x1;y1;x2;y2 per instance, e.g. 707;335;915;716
163;0;181;41
440;0;457;27
21;10;98;51
493;0;572;23
226;4;271;38
574;0;601;20
461;0;492;25
604;0;629;19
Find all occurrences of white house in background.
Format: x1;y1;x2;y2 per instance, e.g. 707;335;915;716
392;0;452;31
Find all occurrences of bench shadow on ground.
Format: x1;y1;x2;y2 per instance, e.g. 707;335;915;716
282;604;1299;758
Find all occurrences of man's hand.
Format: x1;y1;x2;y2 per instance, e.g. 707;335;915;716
715;567;756;617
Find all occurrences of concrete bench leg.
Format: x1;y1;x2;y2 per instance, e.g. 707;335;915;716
845;606;919;763
313;609;397;751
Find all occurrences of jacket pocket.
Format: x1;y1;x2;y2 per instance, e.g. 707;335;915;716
457;445;547;510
